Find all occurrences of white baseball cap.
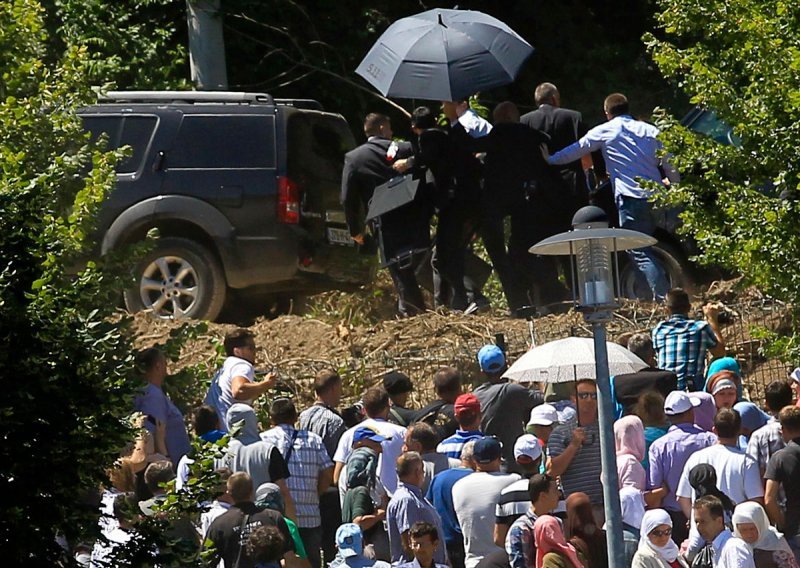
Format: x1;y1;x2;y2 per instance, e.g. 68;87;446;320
513;434;543;462
789;368;800;384
528;404;560;427
664;391;702;416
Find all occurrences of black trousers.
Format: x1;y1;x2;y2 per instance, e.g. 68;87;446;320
319;487;340;565
479;214;527;312
387;258;426;317
433;206;472;310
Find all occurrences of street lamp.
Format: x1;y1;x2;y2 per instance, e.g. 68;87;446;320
529;205;656;568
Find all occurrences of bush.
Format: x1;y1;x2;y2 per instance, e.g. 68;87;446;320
0;1;141;562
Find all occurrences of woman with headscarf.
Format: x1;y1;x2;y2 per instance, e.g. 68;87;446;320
704;357;743;397
732;502;799;568
615;415;647;490
687;464;736;519
705;370;740;410
631;509;689;568
565;493;607;568
686;392;715;432
619;487;646;567
682;463;737;559
534;515;585;568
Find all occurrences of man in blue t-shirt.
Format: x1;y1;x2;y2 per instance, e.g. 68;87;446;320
426;440;477;568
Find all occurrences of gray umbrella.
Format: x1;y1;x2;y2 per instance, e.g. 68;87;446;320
356;8;533;101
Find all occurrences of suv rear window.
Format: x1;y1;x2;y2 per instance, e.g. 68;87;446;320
287;112;355;180
82;115;157;174
169;115;276;169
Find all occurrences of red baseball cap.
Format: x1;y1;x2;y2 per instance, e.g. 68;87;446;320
454;393;481;416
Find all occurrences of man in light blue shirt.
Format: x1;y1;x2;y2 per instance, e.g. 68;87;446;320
545;93;679;301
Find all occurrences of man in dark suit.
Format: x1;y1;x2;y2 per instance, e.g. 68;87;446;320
341;113;430;316
472;101;556;314
519;83;594;307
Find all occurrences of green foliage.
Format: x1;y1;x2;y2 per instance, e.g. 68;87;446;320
155;321;225;414
42;0;188;89
645;0;800;359
104;434;232;566
0;0;146;562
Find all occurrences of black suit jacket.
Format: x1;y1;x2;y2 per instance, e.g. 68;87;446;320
340;137;412;237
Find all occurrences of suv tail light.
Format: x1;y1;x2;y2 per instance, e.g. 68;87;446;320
277;176;301;224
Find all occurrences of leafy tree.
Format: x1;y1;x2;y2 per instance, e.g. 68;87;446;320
645;0;800;358
0;0;141;562
42;0;188;89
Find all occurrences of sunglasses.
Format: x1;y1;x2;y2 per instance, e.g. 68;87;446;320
650;528;672;538
576;392;598;400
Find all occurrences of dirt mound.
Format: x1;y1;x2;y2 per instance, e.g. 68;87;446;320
132;281;793;412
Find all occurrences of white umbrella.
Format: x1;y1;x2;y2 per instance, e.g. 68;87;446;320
504;337;647;384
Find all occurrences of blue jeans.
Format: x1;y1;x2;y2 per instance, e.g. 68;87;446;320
618;196;668;301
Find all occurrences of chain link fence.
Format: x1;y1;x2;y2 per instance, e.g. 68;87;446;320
275;298;794;407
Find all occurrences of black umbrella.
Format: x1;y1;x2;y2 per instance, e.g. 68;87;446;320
365;174;420;221
356;8;533;101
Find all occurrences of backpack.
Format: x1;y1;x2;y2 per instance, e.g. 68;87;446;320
691;543;714;568
345;447;379;490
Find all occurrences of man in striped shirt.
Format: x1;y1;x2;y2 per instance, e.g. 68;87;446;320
651;288;725;391
262;398;334;568
437;394;484;460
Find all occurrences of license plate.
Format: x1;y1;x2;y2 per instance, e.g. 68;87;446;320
327;227;354;246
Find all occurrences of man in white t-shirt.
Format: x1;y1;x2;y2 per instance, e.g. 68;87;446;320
452;437;521;568
204;329;276;431
334;387;407;502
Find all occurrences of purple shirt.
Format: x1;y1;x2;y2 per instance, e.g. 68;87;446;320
647;422;717;511
134;383;191;466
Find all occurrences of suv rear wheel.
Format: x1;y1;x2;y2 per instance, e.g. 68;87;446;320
124;237;226;321
618;241;693;299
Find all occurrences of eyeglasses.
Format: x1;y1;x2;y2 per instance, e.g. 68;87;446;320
650;528;672;538
576;392;598;400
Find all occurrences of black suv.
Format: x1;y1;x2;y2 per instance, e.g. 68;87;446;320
80;91;374;321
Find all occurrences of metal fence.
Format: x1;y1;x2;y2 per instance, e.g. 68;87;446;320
276;298;794;406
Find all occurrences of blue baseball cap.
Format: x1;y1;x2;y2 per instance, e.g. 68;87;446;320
336;523;363;558
353;426;387;444
473;437;502;464
478;344;506;373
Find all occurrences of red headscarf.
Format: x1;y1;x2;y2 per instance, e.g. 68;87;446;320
534;515;584;568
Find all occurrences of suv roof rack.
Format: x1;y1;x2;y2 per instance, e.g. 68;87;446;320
101;91;275;105
274;99;324;111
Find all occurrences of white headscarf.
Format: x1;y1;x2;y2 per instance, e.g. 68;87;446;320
732;501;792;553
619;487;645;530
639;509;679;562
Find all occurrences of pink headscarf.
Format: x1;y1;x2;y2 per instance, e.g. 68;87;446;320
687;392;716;432
614;415;645;461
534;515;584;568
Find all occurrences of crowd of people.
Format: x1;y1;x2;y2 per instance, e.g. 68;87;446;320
340;83;678;317
88;299;800;568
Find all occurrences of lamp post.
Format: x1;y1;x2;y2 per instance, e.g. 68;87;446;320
530;206;656;568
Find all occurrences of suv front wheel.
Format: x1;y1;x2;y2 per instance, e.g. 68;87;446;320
124;237;226;321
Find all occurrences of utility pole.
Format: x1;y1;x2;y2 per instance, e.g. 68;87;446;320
186;0;228;90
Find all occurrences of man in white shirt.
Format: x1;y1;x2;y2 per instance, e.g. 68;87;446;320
693;495;755;567
334;387;407;502
204;329;276;431
452;437;521;568
676;408;764;511
544;93;679;301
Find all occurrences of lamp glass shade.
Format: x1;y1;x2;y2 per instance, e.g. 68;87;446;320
575;238;615;308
